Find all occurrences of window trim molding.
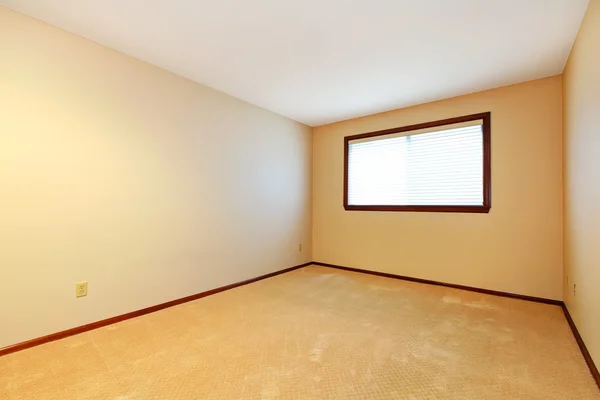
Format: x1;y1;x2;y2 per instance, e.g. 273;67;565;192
343;112;491;213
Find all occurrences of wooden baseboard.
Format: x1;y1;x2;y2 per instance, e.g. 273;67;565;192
313;261;599;391
0;262;312;357
312;261;562;305
3;259;598;392
561;305;600;389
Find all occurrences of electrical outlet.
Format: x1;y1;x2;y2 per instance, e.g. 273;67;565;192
76;281;88;298
299;243;302;252
573;283;577;296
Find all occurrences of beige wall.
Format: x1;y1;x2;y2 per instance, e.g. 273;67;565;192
0;8;312;349
313;76;564;300
563;0;600;367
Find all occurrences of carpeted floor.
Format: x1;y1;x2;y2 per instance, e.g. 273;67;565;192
1;265;598;399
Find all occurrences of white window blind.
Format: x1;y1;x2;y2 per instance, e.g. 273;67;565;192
347;121;485;207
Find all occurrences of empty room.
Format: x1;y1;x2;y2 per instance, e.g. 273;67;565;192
1;0;599;399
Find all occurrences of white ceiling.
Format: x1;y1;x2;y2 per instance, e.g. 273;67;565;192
2;0;589;126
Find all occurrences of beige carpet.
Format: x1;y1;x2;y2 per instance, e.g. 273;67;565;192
1;265;598;399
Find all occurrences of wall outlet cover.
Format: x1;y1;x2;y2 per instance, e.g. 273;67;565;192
76;281;88;298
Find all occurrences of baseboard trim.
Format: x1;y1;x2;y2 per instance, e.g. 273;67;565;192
0;262;311;358
561;305;600;389
313;261;599;390
313;261;562;305
3;260;598;392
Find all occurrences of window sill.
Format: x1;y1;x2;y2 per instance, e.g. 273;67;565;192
343;205;491;213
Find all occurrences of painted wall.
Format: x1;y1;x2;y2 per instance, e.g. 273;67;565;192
0;8;312;348
313;76;564;300
563;0;600;367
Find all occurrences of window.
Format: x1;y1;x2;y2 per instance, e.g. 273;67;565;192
344;112;491;213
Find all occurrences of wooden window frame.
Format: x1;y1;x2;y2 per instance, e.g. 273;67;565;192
343;112;491;213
